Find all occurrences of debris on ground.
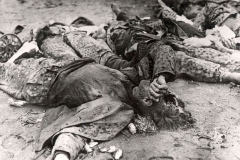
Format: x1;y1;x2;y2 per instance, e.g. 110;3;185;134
128;123;137;134
18;110;44;127
8;98;27;107
84;141;123;160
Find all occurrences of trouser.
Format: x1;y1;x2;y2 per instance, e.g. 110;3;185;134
105;42;228;84
51;132;114;160
175;51;226;83
51;133;85;160
110;11;227;83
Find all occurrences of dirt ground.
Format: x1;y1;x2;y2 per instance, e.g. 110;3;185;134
0;0;240;160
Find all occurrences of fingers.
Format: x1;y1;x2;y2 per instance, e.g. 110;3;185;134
151;79;168;90
148;88;161;102
150;82;160;93
150;84;167;96
183;38;195;45
169;12;176;20
183;38;212;48
183;39;193;46
148;79;168;102
223;38;235;49
183;42;191;47
152;83;168;94
229;39;235;49
162;10;175;20
162;12;168;19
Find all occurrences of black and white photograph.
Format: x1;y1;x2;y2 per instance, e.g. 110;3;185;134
0;0;240;159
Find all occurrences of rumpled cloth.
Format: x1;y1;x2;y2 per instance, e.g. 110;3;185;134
63;31;113;64
0;58;64;104
165;40;240;81
194;1;238;30
34;97;133;159
41;35;80;63
105;41;177;84
164;19;205;39
47;59;133;108
35;59;135;158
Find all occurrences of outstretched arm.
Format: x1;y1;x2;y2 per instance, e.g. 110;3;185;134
157;0;177;20
193;7;206;30
148;74;169;102
148;43;176;102
111;3;130;22
157;0;173;11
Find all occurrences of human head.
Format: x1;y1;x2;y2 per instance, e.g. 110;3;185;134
133;80;195;130
92;24;108;39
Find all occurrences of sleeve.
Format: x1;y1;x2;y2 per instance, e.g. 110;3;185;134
105;55;142;85
193;7;207;30
148;42;176;82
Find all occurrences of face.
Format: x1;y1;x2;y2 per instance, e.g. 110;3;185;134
133;80;165;119
133;80;195;130
183;3;204;19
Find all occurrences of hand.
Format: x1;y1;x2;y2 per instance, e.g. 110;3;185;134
148;75;168;102
162;10;176;20
221;38;236;50
183;37;212;48
92;24;107;39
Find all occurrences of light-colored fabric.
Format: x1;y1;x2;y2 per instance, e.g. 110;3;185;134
52;133;85;160
211;25;236;39
222;13;240;37
0;58;64;104
175;51;227;82
176;15;194;25
7;41;39;63
64;31;113;64
41;35;80;62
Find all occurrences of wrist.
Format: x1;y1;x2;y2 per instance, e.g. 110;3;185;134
157;74;167;80
158;75;166;79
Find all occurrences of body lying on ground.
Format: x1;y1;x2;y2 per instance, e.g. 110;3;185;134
157;0;240;37
1;2;240;160
104;4;240;86
0;14;193;160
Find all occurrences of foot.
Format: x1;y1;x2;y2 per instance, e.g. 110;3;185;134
111;3;121;16
223;72;240;84
54;153;69;160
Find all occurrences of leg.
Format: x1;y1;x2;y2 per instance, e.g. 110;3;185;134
175;51;223;82
175;51;240;84
41;35;79;62
168;42;232;66
192;48;232;66
51;133;85;160
64;31;114;64
111;3;130;22
0;58;60;104
222;72;240;84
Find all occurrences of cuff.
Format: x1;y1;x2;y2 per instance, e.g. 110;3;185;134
153;71;176;82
